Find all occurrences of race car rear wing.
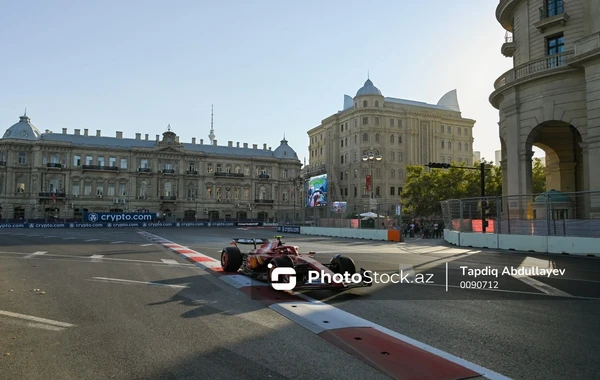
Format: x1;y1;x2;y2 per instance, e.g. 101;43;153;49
232;237;270;248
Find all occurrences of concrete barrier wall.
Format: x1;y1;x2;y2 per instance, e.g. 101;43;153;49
445;229;599;256
301;227;389;241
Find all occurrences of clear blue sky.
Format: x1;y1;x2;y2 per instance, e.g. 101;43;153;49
0;0;537;163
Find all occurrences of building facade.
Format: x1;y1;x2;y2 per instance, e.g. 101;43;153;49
306;79;476;215
490;0;600;217
0;113;302;222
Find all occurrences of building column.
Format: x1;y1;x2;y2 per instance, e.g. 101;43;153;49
584;138;600;217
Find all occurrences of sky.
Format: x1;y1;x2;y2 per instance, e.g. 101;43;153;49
0;0;544;164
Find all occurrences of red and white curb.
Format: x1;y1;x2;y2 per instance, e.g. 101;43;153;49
138;230;511;380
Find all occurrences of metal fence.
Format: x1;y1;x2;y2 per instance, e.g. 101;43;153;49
440;190;600;238
274;201;407;229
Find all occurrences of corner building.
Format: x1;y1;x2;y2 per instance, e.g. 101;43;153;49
490;0;600;217
0;114;301;222
307;79;476;215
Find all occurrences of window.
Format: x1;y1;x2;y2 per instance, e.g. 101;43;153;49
140;181;148;197
282;169;288;178
244;166;250;175
16;183;25;193
207;165;213;173
375;101;379;107
448;126;452;133
108;183;115;196
441;125;445;133
341;139;344;147
109;157;117;167
390;119;395;127
545;0;564;17
86;156;93;165
189;162;196;171
390;152;395;161
119;183;127;196
73;155;81;166
464;128;468;135
72;184;80;196
458;128;462;135
164;182;173;197
390;169;395;179
141;159;149;169
465;143;468;150
547;35;565;66
363;100;367;107
206;187;213;198
18;152;26;164
340;155;344;164
448;141;452;149
354;134;358;144
50;154;59;164
362;117;368;125
399;170;404;179
234;188;240;199
216;186;222;199
120;158;127;169
345;137;348;146
441;140;445;148
225;165;231;174
390;187;395;196
84;183;92;195
375;133;380;142
96;185;103;196
235;165;241;174
97;156;105;166
398;135;402;143
458;142;462;150
363;133;369;142
398;152;403;162
375;117;379;125
390;135;395;143
243;188;249;200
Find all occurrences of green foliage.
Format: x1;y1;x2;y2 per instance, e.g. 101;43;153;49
400;158;547;218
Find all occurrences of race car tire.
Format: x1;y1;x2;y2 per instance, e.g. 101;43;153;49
221;247;243;272
268;256;294;285
331;255;356;275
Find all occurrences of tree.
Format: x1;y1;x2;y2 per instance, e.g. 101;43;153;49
532;158;546;194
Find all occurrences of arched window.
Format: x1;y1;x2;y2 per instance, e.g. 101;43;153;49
464;143;468;150
362;100;367;107
363;133;369;142
375;101;379;107
448;141;452;149
375;133;380;142
441;140;445;148
458;142;462;150
354;134;358;143
235;165;241;173
345;137;348;146
164;182;172;197
390;135;395;143
398;135;402;143
259;186;266;200
399;170;404;179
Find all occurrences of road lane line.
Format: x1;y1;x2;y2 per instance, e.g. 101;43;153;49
90;254;104;262
85;239;100;242
512;275;571;297
92;277;189;288
0;310;75;328
161;259;180;265
140;243;154;247
110;241;126;244
24;251;47;259
0;250;197;266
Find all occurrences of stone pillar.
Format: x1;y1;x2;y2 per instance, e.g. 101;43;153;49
520;149;534;219
585;138;600;217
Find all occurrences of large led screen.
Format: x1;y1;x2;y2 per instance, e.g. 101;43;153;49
306;174;327;207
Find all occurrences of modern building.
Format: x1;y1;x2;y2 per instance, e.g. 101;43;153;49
0;112;302;222
490;0;600;217
473;151;482;163
495;150;502;167
306;78;476;215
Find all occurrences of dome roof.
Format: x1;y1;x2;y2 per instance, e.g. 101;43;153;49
273;137;298;159
2;113;42;140
533;189;573;203
355;79;382;97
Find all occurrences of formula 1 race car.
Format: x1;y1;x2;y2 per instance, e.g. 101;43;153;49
220;236;372;290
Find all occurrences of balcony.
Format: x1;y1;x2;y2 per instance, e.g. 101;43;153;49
187;170;198;175
39;192;66;199
304;164;327;178
534;1;568;33
161;168;176;174
137;168;151;173
490;51;575;108
0;161;6;167
254;199;274;204
258;173;270;179
46;162;62;169
214;172;244;178
82;165;119;172
501;32;515;57
160;196;177;201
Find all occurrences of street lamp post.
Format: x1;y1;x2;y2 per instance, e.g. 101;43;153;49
362;149;383;228
290;175;303;224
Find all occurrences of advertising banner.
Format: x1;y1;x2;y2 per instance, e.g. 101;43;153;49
306;174;327;207
277;225;301;234
83;212;155;223
331;201;347;213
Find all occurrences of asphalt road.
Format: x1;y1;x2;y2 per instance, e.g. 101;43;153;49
137;226;600;380
0;229;388;380
1;227;599;380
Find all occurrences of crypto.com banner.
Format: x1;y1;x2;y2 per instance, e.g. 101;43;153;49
83;212;155;223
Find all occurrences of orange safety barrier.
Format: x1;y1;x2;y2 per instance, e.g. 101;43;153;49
387;229;401;242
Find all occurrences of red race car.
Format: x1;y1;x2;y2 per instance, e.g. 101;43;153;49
220;236;372;290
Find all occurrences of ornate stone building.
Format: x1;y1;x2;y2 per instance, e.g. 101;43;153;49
0;113;301;221
306;78;476;214
490;0;600;217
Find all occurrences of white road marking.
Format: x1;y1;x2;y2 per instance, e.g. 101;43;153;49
91;277;189;288
24;251;47;259
1;317;67;332
62;237;77;240
0;251;197;267
512;256;571;297
0;310;75;328
90;254;104;262
111;241;126;244
85;239;99;242
161;259;180;265
44;236;57;238
140;243;154;247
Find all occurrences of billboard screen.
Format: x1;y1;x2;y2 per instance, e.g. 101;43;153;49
306;174;327;207
331;201;347;213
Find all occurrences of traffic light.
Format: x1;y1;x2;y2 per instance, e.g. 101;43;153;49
427;162;451;169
